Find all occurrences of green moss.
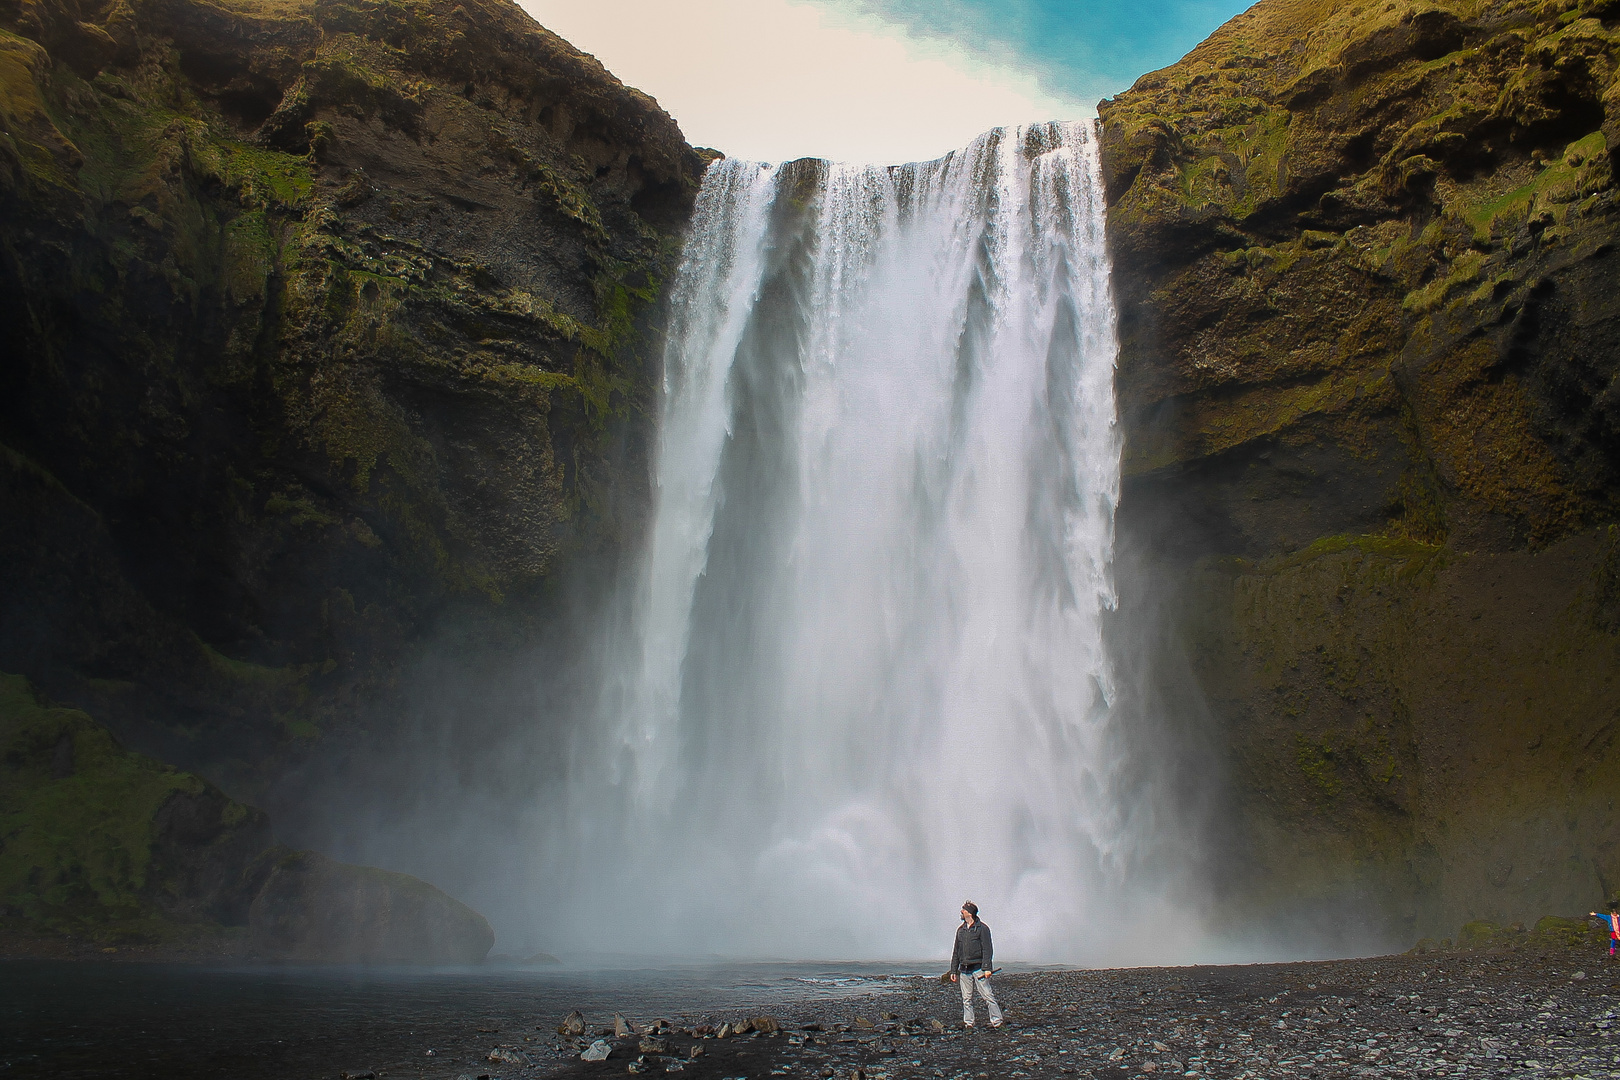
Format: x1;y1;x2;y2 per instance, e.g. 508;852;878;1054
264;491;337;529
1534;914;1599;945
0;674;198;939
1403;251;1486;313
0;30;78;192
1296;734;1344;798
1275;533;1445;575
1457;134;1607;245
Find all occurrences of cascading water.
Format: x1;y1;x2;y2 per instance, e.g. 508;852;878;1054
561;121;1170;963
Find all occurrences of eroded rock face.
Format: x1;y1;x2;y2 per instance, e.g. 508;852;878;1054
249;850;494;963
1103;0;1620;554
0;671;275;942
0;0;704;788
1101;0;1620;945
1;671;493;960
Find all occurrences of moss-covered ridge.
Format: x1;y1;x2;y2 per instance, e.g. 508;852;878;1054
1101;0;1620;947
1103;0;1620;555
0;671;273;944
0;0;704;786
1;671;494;961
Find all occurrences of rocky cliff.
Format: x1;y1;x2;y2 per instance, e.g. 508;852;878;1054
1100;0;1620;946
0;0;704;796
0;672;493;959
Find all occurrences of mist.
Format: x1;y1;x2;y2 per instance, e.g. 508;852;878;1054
266;122;1237;968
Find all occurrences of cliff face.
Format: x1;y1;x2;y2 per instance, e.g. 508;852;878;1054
0;672;493;959
1100;0;1620;944
0;0;704;790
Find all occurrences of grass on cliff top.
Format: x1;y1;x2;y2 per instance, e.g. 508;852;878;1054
0;673;206;941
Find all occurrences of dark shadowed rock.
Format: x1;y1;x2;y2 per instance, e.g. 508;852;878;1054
0;672;276;945
249;851;493;963
0;0;705;798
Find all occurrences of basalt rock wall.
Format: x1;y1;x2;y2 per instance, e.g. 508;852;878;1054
0;671;492;960
1101;0;1620;947
0;0;705;799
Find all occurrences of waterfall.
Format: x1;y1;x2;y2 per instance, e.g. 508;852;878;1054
566;121;1146;962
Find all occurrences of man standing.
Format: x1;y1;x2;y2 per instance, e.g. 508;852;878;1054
949;901;1004;1028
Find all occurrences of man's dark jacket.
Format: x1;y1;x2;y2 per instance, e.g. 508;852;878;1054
951;919;993;973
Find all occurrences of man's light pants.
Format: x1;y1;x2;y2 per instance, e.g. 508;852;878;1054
959;969;1003;1026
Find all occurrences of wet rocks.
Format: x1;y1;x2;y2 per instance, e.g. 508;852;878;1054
557;1011;586;1037
539;950;1620;1078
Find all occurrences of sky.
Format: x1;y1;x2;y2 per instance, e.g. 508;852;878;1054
519;0;1254;164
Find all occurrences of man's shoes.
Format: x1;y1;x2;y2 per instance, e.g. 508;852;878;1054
989;1020;1004;1028
963;1022;975;1029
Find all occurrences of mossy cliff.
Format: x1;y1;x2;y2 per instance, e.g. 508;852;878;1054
1100;0;1620;944
0;0;704;790
1;671;493;959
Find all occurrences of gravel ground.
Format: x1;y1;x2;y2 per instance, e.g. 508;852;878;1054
528;950;1620;1079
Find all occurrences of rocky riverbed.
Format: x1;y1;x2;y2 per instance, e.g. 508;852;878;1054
531;951;1620;1079
6;949;1618;1078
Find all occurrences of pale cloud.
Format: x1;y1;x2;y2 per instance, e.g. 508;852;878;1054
518;0;1086;165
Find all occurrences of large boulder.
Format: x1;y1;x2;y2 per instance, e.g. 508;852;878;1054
249;850;494;963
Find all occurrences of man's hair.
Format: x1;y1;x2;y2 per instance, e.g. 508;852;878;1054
962;901;978;916
1609;899;1618;911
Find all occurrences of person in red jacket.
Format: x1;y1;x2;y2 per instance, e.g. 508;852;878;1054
1592;900;1620;959
949;901;1004;1028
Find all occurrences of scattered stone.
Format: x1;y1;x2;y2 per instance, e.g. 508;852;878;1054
486;1047;529;1065
853;1016;875;1031
339;1071;376;1079
557;1010;586;1036
580;1039;611;1061
614;1013;632;1037
638;1035;668;1054
689;1044;705;1059
715;1022;733;1038
750;1015;780;1034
